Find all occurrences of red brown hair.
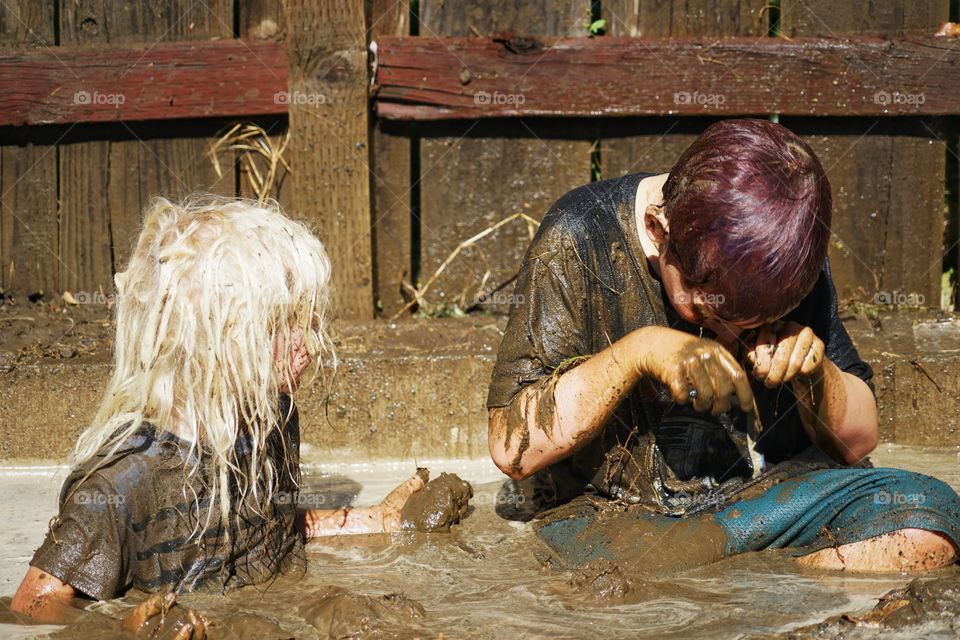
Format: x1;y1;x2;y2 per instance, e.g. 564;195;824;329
662;118;831;322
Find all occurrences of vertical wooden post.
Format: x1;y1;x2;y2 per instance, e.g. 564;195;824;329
370;0;412;317
287;0;374;319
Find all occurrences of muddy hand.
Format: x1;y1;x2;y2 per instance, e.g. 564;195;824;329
746;321;824;388
381;468;430;532
642;328;753;415
121;592;209;639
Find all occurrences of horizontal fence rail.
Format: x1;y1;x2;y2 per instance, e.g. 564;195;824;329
1;36;959;126
374;35;960;119
0;40;287;126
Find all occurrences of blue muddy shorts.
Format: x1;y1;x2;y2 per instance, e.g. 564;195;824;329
536;467;960;565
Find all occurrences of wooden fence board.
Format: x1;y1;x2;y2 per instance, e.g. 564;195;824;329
287;0;374;319
237;1;292;213
781;0;949;304
370;0;412;316
417;0;592;314
374;34;960;120
58;0;233;296
0;40;288;126
0;2;57;295
603;1;766;180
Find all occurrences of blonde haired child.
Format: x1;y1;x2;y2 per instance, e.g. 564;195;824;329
11;196;461;636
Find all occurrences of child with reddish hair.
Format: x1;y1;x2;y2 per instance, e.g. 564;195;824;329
488;118;960;573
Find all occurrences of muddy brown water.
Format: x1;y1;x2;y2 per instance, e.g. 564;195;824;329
1;446;959;639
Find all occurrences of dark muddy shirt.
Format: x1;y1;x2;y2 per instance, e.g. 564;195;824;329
30;396;304;600
487;172;874;511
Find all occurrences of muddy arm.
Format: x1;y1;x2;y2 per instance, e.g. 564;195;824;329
792;360;878;464
297;470;429;538
488;325;753;480
10;566;82;624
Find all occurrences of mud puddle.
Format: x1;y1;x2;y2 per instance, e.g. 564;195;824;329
0;447;958;639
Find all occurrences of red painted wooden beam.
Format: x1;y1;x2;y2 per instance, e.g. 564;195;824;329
373;35;960;119
0;39;288;126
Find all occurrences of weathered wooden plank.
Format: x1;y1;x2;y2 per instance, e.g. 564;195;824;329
58;0;233;297
603;0;765;179
374;35;960;119
417;1;592;314
287;0;374;319
370;0;412;317
0;40;287;126
781;0;948;305
59;140;113;294
236;2;291;213
0;1;57;295
605;0;765;37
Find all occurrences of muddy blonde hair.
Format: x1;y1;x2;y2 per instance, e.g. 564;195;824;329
73;195;332;536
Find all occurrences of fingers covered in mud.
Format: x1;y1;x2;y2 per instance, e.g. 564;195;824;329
668;339;752;416
121;592;209;639
398;473;474;533
746;322;825;387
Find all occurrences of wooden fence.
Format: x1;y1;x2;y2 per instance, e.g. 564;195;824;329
0;0;957;319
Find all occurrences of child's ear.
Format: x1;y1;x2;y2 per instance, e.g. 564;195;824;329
644;204;670;246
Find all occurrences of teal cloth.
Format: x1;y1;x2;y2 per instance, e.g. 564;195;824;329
537;468;960;565
715;467;960;555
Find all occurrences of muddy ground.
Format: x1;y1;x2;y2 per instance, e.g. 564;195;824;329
0;294;114;367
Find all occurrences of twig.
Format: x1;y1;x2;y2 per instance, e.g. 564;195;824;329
392;212;540;318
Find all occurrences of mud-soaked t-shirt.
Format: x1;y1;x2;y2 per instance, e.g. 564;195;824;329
30;396;304;600
487;172;874;512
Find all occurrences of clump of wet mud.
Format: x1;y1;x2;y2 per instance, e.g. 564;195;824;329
784;573;960;639
567;559;633;600
399;472;473;532
298;586;428;639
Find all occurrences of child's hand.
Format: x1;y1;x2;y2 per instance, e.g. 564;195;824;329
637;326;753;416
380;469;430;531
121;592;210;639
746;321;825;387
